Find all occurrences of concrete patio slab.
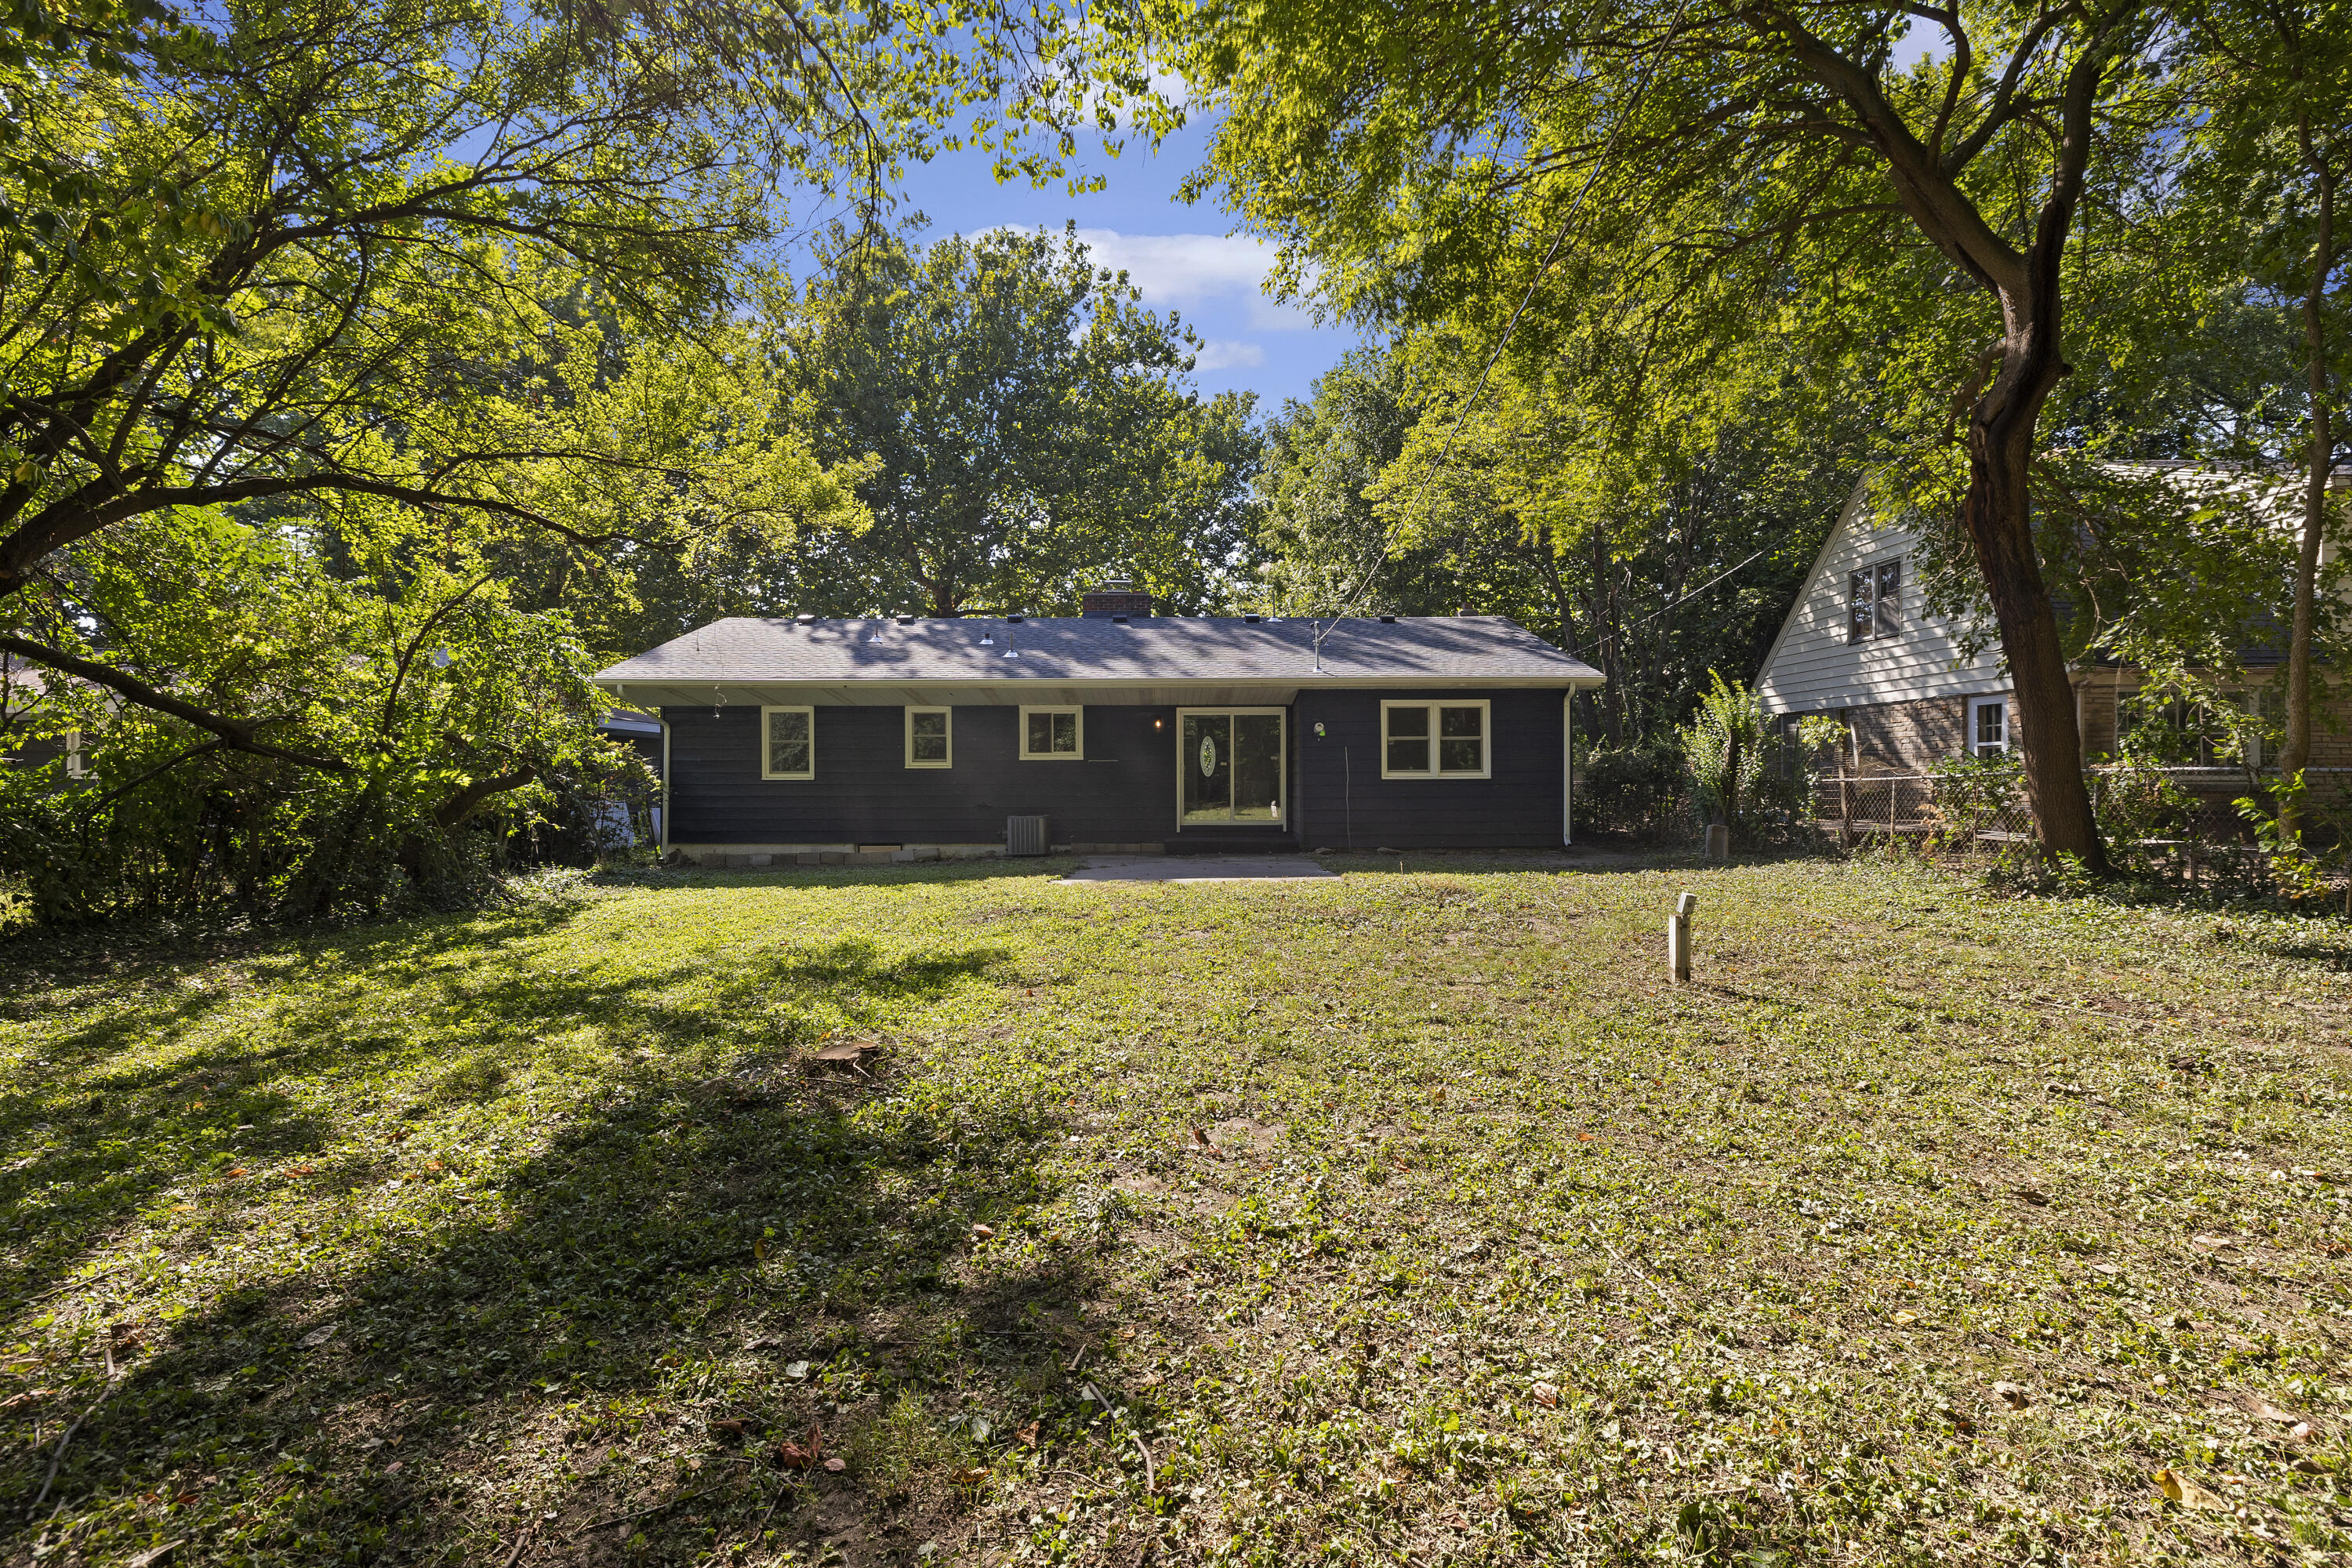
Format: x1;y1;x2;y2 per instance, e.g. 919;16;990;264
1058;855;1338;883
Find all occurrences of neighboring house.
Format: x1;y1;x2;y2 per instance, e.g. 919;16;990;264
590;586;1603;863
0;652;84;779
594;708;665;846
1756;470;2352;775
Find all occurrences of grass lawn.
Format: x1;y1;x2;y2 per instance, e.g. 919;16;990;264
2;854;2350;1567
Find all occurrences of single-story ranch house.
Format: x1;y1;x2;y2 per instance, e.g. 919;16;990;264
591;587;1603;863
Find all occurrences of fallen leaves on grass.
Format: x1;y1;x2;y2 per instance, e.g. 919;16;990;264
2154;1468;2228;1510
1992;1381;2030;1410
775;1422;825;1469
1531;1384;1559;1408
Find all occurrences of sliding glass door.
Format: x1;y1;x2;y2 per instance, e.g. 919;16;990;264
1179;710;1285;826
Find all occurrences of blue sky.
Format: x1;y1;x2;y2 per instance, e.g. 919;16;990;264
785;115;1367;414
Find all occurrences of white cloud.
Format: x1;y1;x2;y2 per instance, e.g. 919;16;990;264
1067;229;1320;331
1190;339;1265;372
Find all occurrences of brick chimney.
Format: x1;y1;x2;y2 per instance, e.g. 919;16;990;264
1080;580;1152;618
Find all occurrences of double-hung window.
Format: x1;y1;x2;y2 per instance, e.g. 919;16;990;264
906;706;952;768
762;706;815;779
1381;700;1490;779
1019;706;1083;760
1848;558;1903;643
1969;696;2009;758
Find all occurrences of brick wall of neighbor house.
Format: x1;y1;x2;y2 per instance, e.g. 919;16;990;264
1845;695;1970;774
2078;671;2352;769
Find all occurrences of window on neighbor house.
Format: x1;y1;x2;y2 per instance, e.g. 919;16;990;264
762;706;814;779
1969;696;2009;759
905;706;952;768
1381;701;1490;779
1773;713;1802;778
1019;706;1083;760
1848;559;1903;643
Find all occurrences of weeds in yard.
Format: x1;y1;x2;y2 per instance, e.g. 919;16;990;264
1;855;2347;1566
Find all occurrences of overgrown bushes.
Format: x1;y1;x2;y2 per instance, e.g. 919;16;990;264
1574;675;1827;846
2;514;652;927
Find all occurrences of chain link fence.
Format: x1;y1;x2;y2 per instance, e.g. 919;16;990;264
1809;766;2352;879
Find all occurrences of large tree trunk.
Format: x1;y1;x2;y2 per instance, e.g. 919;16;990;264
1962;321;2107;873
2277;122;2336;839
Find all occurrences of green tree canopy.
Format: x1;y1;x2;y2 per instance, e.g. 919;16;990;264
1149;0;2208;866
764;223;1262;618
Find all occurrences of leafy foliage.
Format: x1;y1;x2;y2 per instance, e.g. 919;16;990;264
761;224;1263;619
1;510;644;923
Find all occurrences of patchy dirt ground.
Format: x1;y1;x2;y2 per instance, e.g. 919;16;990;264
2;854;2349;1566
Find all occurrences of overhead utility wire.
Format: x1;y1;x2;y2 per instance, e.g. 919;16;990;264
1309;0;1697;673
1588;544;1771;655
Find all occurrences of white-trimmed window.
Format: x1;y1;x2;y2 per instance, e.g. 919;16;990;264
1019;705;1083;760
905;706;953;768
1849;558;1903;642
762;706;815;779
1381;700;1490;779
1969;695;2009;759
64;728;88;780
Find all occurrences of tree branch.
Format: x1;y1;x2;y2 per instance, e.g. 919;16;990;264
433;768;536;828
0;634;354;772
74;739;228;816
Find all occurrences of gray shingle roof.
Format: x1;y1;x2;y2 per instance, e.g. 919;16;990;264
594;615;1600;688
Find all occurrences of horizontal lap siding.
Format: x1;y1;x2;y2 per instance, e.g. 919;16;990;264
662;704;1181;844
1758;488;2005;714
1294;690;1564;849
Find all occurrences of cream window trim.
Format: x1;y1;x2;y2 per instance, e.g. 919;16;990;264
760;705;815;780
1969;695;2009;759
1018;704;1084;760
64;728;88;780
1380;699;1492;779
905;706;953;768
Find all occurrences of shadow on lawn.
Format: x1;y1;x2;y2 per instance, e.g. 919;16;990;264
0;904;606;1309
2;912;1121;1564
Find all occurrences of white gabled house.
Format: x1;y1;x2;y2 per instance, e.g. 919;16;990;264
1755;481;2029;774
1755;467;2352;777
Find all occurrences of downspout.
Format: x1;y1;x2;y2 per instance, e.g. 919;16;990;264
659;713;671;856
1563;691;1574;847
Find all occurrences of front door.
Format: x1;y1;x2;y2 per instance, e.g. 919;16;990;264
1179;710;1284;826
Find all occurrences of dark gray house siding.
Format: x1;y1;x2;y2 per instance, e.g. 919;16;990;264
1294;689;1566;849
662;691;1567;850
663;703;1272;848
4;735;64;773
